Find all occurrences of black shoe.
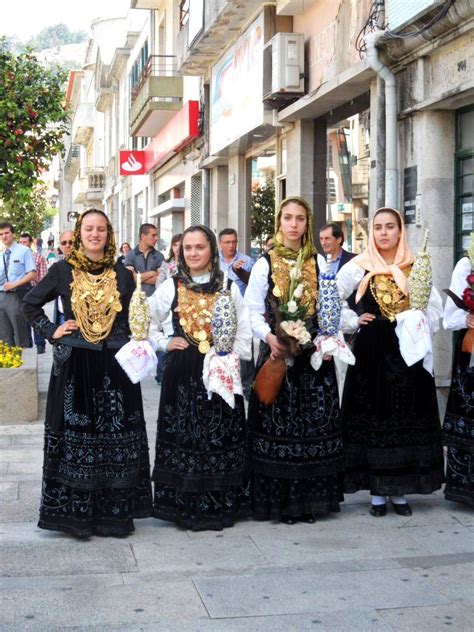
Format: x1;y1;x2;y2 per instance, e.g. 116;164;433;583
300;514;316;524
369;503;387;517
391;501;412;516
281;515;296;525
37;345;45;354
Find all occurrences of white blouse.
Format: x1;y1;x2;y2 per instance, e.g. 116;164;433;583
244;257;273;342
443;256;470;331
148;274;252;359
336;258;443;334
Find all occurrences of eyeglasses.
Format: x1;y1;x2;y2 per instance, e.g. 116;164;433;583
60;240;73;246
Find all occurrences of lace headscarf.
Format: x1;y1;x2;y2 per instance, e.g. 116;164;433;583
177;225;224;294
68;209;117;272
353;207;414;303
273;196;317;261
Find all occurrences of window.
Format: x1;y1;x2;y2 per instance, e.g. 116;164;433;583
455;107;474;259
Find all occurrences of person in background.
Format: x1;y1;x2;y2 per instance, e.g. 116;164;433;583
219;228;254;296
442;250;474;508
219;228;255;398
337;208;444;517
46;238;57;267
153;234;183;384
117;242;131;266
263;235;273;253
0;221;36;348
19;233;48;354
124;224;164;297
53;230;74;326
21;209;152;538
161;233;182;280
318;222;356;273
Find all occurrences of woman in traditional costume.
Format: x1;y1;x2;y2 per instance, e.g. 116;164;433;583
442;248;474;507
22;209;152;537
337;208;444;517
148;225;252;530
245;196;343;524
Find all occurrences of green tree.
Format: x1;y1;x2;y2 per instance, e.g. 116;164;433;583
251;175;276;247
0;38;69;207
26;24;88;51
0;188;57;237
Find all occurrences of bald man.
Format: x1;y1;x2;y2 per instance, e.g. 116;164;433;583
58;230;74;259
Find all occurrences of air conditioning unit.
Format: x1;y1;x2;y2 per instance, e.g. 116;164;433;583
263;32;305;106
386;0;445;31
272;32;305;94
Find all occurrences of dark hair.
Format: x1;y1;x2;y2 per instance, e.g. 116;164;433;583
320;222;344;246
120;242;131;253
373;207;402;230
0;221;15;233
265;235;273;245
20;232;33;243
166;233;182;262
139;223;157;238
218;228;238;241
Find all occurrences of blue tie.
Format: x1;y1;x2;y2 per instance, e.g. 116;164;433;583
1;249;11;287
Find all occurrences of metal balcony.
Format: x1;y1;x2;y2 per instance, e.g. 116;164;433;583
130;55;183;137
64;144;80;178
177;1;268;75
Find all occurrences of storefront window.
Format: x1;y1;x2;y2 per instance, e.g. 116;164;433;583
326;109;370;252
456;107;474;259
250;151;276;255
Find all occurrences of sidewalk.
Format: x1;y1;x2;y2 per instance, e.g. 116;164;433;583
1;343;473;631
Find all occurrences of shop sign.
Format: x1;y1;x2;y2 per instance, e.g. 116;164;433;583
210;13;264;154
119;150;146;175
146;101;199;172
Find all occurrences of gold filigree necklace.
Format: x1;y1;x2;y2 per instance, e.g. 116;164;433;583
369;270;410;321
70;268;122;343
176;282;217;353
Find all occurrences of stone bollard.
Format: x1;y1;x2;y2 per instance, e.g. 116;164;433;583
0;348;38;423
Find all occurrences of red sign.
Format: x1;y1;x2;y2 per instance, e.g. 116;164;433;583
145;101;200;172
119;150;147;176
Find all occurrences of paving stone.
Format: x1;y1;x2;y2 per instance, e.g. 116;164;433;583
4;460;42;480
0;481;18;501
132;535;266;575
194;568;450;618
1;541;138;577
400;525;474;555
378;603;474;631
0;579;207;630
53;610;393;631
411;562;474;605
0;447;43;462
250;528;430;566
0;572;124;593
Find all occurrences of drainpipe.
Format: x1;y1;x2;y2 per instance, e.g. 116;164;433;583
365;31;399;209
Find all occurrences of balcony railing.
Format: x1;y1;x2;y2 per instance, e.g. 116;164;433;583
131;55;178;104
80;168;105;191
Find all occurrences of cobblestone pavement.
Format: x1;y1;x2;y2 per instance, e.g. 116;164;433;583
1;338;473;631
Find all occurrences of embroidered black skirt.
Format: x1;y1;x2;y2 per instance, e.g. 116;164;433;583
39;344;152;538
248;344;343;521
443;331;474;507
341;317;445;497
152;343;251;531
